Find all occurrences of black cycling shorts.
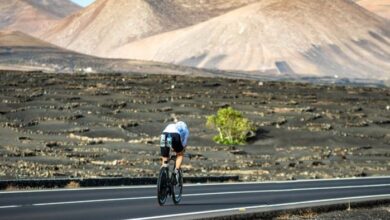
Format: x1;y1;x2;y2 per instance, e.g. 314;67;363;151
160;132;184;157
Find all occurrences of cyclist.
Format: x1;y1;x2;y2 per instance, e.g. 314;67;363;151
160;121;189;179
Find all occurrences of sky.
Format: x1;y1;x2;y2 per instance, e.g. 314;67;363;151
70;0;96;7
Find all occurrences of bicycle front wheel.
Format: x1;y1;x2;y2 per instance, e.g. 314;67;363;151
157;168;168;206
172;169;183;204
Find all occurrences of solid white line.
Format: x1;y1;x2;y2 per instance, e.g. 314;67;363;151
0;205;22;209
24;183;390;207
182;183;390;197
33;196;155;206
2;175;390;194
127;194;390;220
185;175;390;187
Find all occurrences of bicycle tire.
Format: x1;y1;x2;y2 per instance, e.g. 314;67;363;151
171;169;183;204
157;167;168;206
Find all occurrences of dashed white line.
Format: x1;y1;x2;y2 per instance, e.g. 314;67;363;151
127;194;390;220
33;196;155;206
2;183;389;208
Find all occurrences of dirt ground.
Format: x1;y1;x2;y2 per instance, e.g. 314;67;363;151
0;71;389;181
275;204;390;220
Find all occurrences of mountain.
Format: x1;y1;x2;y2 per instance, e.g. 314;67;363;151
0;30;114;73
41;0;258;57
356;0;390;19
0;0;81;36
0;30;57;48
0;31;217;78
0;30;89;72
110;0;390;80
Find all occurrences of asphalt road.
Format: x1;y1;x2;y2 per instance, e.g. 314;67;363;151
1;176;390;220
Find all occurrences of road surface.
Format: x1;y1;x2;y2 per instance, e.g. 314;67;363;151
1;176;390;220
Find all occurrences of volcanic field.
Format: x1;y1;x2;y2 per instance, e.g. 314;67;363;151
0;71;389;181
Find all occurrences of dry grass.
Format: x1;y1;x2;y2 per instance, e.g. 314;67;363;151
276;210;318;220
275;213;291;220
5;185;20;191
4;185;38;191
3;181;80;191
300;210;318;219
65;181;80;189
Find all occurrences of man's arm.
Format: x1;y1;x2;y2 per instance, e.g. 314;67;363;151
182;129;189;147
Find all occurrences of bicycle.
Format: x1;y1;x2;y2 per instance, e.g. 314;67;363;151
157;153;183;206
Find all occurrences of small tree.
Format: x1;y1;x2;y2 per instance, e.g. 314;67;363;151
206;107;254;145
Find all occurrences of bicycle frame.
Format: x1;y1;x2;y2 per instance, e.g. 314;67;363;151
157;152;187;205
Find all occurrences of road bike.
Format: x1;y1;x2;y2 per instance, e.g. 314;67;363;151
157;153;183;205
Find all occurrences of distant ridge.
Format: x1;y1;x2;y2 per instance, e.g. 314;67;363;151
0;0;81;36
41;0;258;57
0;30;58;48
111;0;390;80
0;30;218;77
356;0;390;20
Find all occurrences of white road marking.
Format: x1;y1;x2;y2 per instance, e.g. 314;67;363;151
0;205;22;209
1;175;390;194
186;175;390;187
1;183;389;208
127;194;390;220
0;185;156;194
33;196;155;206
182;183;390;197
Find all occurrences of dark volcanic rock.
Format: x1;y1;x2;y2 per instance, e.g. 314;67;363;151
120;122;139;129
45;142;60;148
230;149;247;155
0;71;389;181
374;119;390;125
312;161;326;166
18;137;32;141
99;102;127;109
63;114;84;121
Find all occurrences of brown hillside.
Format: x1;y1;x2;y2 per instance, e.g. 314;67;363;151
0;31;218;77
0;30;81;72
0;0;81;36
111;0;390;80
0;31;58;47
41;0;257;57
356;0;390;19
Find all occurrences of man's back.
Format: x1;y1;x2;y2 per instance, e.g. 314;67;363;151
163;122;189;147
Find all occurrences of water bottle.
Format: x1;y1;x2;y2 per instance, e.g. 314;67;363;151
167;134;172;148
160;134;166;148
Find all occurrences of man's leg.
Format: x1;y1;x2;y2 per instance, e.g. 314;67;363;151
175;151;184;169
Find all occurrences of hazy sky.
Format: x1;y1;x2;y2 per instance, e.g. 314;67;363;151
71;0;95;7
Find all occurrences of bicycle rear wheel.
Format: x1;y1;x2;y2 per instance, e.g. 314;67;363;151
171;169;183;204
157;168;168;206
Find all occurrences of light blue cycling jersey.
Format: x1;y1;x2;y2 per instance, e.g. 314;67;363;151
163;121;189;147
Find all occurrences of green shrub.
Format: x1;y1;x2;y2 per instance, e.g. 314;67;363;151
206;107;255;145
